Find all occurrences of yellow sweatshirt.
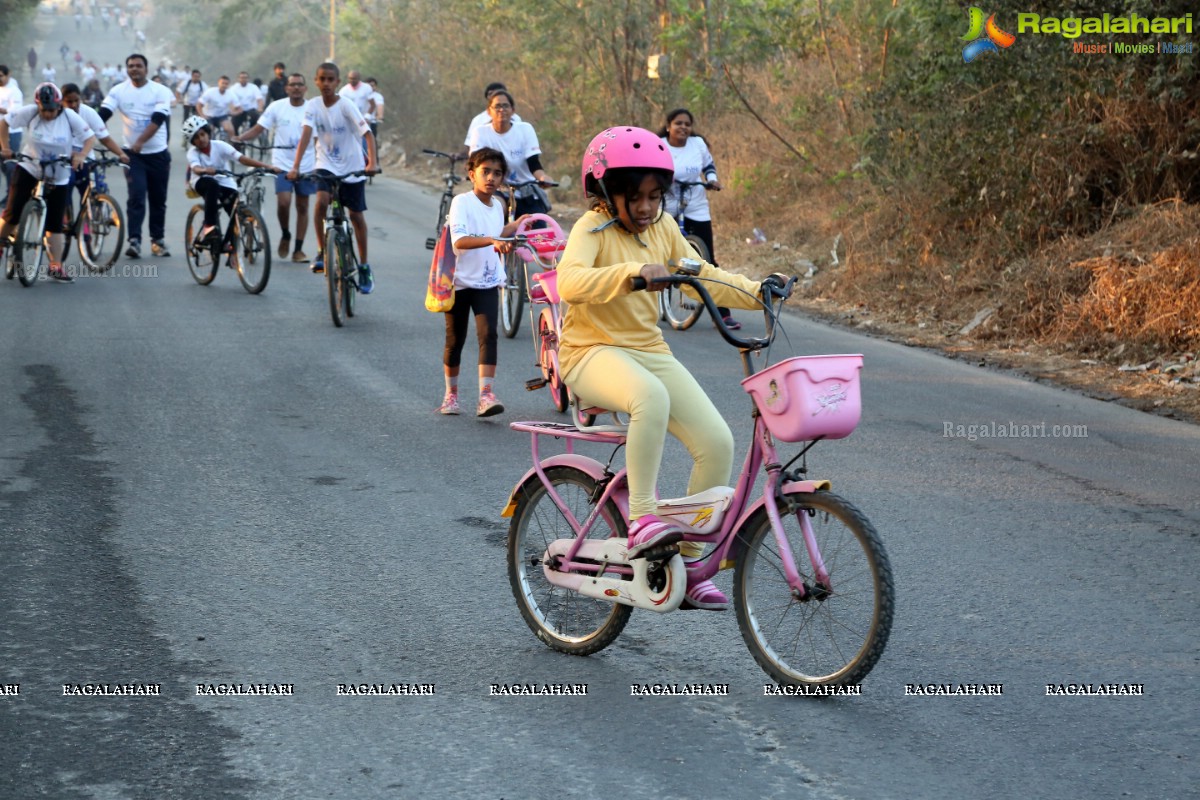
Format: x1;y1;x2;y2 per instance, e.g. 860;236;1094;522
557;209;764;376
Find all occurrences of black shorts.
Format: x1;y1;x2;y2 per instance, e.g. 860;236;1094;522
313;171;367;213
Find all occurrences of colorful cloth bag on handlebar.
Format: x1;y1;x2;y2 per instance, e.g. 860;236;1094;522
424;225;457;313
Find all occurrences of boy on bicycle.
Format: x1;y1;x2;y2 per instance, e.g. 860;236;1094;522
182;115;278;247
287;62;377;293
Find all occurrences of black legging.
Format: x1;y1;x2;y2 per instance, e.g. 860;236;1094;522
2;168;69;233
193;176;237;228
443;286;499;369
681;217;732;318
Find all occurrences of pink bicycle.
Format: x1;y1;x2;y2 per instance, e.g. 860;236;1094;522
502;214;571;412
502;274;894;687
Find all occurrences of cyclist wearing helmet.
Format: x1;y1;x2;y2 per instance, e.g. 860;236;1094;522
182;115;278;246
556;126;784;611
0;82;95;282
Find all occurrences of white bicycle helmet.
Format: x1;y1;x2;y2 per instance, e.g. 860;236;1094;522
181;115;210;143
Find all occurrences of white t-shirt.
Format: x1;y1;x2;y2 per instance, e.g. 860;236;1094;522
72;103;109;150
302;96;369;183
81;65;96;84
177;78;206;105
0;78;24;134
662;135;718;223
448;191;505;289
467;121;541;186
101;79;173;153
337;82;374;117
197;86;233;117
366;91;383;123
463;109;521;146
229;83;261;114
257;99;313;172
187;139;240;191
8;105;93;185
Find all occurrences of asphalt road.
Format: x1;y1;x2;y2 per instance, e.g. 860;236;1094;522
2;10;1199;800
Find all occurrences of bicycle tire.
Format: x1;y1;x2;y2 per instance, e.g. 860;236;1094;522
508;466;632;656
435;191;452;235
500;251;525;338
14;199;46;286
538;307;569;413
81;193;124;271
341;234;356;319
734;490;893;688
660;233;711;331
184;205;218;285
233;206;271;294
325;228;345;327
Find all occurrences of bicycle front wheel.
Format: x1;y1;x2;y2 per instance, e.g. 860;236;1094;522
500;253;525;338
184;205;218;285
341;236;356;319
325;229;345;327
233;206;271;294
81;193;124;271
508;466;632;656
14;199;46;286
734;490;893;688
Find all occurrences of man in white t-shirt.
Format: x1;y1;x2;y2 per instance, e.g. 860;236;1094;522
99;52;175;259
0;66;24;204
175;68;206;123
364;77;383;140
196;76;235;139
229;71;263;136
235;73;316;263
288;62;378;291
42;64;57;84
337;70;375;119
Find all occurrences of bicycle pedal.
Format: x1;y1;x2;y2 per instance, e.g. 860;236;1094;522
425;238;436;250
630;543;680;562
525;378;548;391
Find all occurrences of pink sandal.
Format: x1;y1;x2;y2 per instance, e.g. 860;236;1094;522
683;578;729;611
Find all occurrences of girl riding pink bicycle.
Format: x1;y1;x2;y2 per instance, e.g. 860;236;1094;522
555;126;783;610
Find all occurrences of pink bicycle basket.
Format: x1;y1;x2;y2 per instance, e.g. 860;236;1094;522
740;355;863;442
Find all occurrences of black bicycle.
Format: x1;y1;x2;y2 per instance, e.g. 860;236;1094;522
184;168;274;293
298;169;376;327
499;178;558;339
60;152;127;272
660;179;714;330
421;148;463;250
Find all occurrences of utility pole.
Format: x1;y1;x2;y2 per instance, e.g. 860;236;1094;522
329;0;336;61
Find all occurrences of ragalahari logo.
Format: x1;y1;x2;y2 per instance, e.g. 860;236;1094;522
962;7;1016;62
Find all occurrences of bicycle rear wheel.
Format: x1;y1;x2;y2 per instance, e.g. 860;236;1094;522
734;490;893;688
325;228;345;327
508;466;632;655
538;307;569;413
14;199;46;287
661;234;710;330
81;193;124;271
233;206;271;294
184;205;218;285
500;252;525;338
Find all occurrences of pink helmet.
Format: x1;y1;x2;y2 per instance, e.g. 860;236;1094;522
581;126;674;195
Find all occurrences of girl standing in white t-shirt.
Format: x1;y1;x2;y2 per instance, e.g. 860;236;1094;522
438;147;526;418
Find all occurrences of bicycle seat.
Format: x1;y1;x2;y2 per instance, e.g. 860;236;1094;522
568;389;629;434
529;270;561;305
514;214;566;264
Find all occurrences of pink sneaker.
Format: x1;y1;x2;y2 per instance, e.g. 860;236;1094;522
477;390;504;418
438;392;460;415
626;514;684;559
682;578;729;611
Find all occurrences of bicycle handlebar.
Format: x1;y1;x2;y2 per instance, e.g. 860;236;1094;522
422;148;462;162
207;167;280;181
628;273;794;351
295;169;379;182
508;178;559;189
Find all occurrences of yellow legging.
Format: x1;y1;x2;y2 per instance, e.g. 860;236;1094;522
563;346;734;557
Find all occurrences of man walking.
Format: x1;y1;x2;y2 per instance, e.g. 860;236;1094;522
100;53;174;258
